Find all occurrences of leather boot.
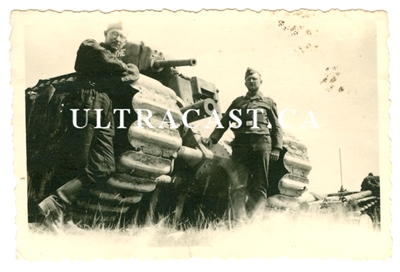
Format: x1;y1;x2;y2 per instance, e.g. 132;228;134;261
56;177;83;205
247;194;267;219
250;197;267;221
230;186;248;225
38;195;65;233
38;177;84;233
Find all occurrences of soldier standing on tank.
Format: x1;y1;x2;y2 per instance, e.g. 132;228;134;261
37;23;140;232
203;67;283;224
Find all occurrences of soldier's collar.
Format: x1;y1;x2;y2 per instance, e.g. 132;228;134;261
245;91;264;100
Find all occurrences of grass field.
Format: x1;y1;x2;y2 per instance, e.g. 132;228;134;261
18;210;388;260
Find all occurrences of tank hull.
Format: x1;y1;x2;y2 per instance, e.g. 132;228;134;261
26;71;380;229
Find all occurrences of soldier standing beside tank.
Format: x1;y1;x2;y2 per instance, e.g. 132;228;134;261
38;23;140;231
203;67;283;223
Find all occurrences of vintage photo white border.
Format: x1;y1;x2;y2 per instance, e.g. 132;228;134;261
2;0;400;271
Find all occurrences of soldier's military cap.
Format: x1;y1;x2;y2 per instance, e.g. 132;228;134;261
106;22;124;31
245;67;261;79
105;22;129;37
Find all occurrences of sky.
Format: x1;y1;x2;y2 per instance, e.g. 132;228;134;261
17;10;385;195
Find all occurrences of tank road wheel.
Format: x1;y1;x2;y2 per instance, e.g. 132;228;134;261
364;202;380;230
146;187;161;224
141;180;185;227
346;196;380;230
169;142;236;228
355;209;380;230
143;171;230;229
173;192;188;226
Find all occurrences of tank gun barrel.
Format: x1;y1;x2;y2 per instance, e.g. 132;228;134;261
152;59;197;69
180;98;217;123
341;190;372;202
177;146;203;167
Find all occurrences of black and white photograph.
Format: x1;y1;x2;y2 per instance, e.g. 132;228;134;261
3;2;399;270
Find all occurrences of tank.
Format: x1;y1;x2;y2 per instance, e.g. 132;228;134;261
25;43;380;229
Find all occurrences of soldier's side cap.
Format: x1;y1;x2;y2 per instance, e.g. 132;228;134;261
245;67;261;79
106;22;124;31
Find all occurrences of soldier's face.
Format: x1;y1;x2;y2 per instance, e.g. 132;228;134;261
245;73;262;92
104;29;127;51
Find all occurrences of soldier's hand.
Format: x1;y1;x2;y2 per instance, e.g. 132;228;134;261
201;137;214;149
122;63;140;83
270;148;280;162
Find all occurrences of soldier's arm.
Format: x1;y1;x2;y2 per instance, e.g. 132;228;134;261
74;39;139;80
209;100;236;144
266;98;283;150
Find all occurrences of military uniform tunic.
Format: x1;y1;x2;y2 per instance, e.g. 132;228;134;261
62;39;139;187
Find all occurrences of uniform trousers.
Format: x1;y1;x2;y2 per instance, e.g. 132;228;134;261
58;84;116;196
230;133;271;221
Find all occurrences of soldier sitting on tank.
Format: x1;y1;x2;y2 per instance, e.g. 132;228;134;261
361;172;380;197
203;67;283;224
38;23;140;232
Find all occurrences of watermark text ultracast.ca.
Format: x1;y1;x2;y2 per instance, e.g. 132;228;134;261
70;108;320;130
